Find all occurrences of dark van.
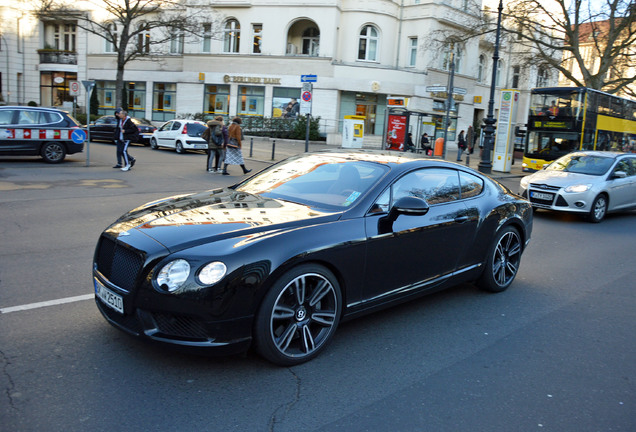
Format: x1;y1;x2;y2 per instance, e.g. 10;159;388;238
0;106;85;163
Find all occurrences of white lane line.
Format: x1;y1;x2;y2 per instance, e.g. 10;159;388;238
0;294;94;314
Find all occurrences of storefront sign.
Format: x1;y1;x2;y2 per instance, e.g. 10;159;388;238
223;75;281;84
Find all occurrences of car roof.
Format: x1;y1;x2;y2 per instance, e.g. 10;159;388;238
0;105;68;113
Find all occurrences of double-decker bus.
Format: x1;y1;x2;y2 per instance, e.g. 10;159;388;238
522;87;636;172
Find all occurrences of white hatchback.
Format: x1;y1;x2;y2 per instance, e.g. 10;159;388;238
520;151;636;222
150;120;208;153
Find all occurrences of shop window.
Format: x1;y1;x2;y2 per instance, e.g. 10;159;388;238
272;87;301;118
237;86;264;117
153;82;176;122
204;84;231;117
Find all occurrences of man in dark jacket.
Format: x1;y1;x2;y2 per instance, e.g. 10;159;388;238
112;107;138;171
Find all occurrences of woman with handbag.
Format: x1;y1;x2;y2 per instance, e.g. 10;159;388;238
223;117;251;176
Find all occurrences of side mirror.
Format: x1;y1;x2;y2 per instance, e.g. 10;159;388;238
380;196;430;233
612;170;627;179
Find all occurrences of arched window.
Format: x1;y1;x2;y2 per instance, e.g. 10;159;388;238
477;54;485;82
224;19;240;53
302;27;319;56
358;25;378;61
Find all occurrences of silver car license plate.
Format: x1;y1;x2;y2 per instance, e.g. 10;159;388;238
530;191;553;201
94;279;124;314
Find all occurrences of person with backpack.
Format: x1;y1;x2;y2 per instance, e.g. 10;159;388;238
202;116;227;173
112;107;138;171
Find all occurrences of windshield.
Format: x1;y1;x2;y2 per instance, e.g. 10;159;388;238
546;154;614;176
529;90;584;119
236;154;389;210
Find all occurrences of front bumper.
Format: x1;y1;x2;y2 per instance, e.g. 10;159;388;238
520;186;592;214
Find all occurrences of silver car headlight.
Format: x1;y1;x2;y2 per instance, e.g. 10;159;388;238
564;184;592;193
198;262;227;285
156;259;191;292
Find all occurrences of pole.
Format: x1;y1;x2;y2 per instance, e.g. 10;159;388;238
305;114;310;153
478;0;503;174
442;46;455;160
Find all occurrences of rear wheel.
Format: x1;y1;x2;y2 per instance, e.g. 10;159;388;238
176;142;184;154
587;194;607;223
41;142;66;163
477;226;522;293
254;264;342;366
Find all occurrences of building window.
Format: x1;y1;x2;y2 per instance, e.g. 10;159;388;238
153;82;176;122
105;23;117;53
137;24;150;54
40;71;77;107
358;25;378;61
512;65;520;88
408;37;417;67
442;43;462;73
252;24;262;54
536;66;549;87
224;19;240;53
170;30;184;54
495;59;503;87
95;80;116;115
202;23;212;53
237;86;265;117
478;55;485;83
54;23;76;51
302;27;319;56
204;84;231;117
272;87;301;118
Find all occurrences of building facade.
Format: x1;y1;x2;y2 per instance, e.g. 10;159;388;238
0;0;558;147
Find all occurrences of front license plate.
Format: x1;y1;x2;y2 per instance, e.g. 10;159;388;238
530;191;553;201
94;279;124;314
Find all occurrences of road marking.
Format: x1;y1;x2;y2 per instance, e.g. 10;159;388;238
0;294;94;314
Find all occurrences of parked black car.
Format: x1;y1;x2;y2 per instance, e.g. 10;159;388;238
93;150;533;366
87;115;156;145
0;106;85;163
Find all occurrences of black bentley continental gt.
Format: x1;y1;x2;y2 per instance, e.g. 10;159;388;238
93;150;533;365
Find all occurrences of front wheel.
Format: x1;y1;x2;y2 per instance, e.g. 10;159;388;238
150;138;158;149
477;226;522;293
254;264;342;366
41;142;66;163
587;194;607;223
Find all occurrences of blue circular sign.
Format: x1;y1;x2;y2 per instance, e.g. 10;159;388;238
72;129;87;144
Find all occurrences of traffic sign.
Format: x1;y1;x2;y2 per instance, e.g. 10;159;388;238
69;81;81;96
301;74;317;82
301;91;312;102
71;128;87;144
82;80;96;92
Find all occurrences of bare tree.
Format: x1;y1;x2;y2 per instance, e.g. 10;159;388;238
505;0;636;96
34;0;218;108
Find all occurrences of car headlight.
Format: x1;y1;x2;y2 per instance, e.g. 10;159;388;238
564;184;592;193
156;259;191;292
520;176;530;190
198;262;227;285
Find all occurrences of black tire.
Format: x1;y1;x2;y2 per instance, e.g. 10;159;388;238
587;194;607;223
41;142;66;163
477;226;522;293
176;142;184;154
254;264;342;366
150;138;158;149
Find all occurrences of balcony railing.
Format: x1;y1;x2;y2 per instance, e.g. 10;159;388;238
38;50;77;65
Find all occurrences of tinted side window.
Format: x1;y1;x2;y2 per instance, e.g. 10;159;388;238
0;110;15;125
384;168;461;207
459;171;484;198
18;110;39;125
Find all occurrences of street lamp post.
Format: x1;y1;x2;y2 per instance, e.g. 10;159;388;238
478;0;504;174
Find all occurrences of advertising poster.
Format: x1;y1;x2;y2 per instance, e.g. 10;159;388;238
386;114;407;151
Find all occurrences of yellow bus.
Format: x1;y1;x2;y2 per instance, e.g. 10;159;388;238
522;87;636;172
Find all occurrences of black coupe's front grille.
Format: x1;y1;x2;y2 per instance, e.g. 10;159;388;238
95;236;144;292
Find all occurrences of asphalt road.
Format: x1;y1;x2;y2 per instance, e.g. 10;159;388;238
1;142;635;432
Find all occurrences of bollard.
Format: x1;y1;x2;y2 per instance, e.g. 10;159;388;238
271;139;276;161
249;137;253;158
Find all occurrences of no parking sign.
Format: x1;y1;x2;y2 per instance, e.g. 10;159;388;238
69;81;81;96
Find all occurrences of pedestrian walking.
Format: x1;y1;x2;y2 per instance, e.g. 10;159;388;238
112;108;138;171
202;116;227;173
222;117;251;176
456;130;466;161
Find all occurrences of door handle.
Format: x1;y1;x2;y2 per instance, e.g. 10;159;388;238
454;216;469;223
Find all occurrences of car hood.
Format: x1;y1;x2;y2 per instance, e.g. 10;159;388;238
526;170;598;186
105;188;340;251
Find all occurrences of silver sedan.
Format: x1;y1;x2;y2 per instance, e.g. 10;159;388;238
520;151;636;222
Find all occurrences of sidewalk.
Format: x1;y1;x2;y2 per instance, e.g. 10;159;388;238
242;135;526;180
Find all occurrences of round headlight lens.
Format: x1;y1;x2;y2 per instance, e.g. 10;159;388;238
564;184;591;193
198;262;227;285
156;259;190;292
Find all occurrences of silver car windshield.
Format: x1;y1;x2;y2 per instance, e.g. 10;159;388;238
546;154;614;176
